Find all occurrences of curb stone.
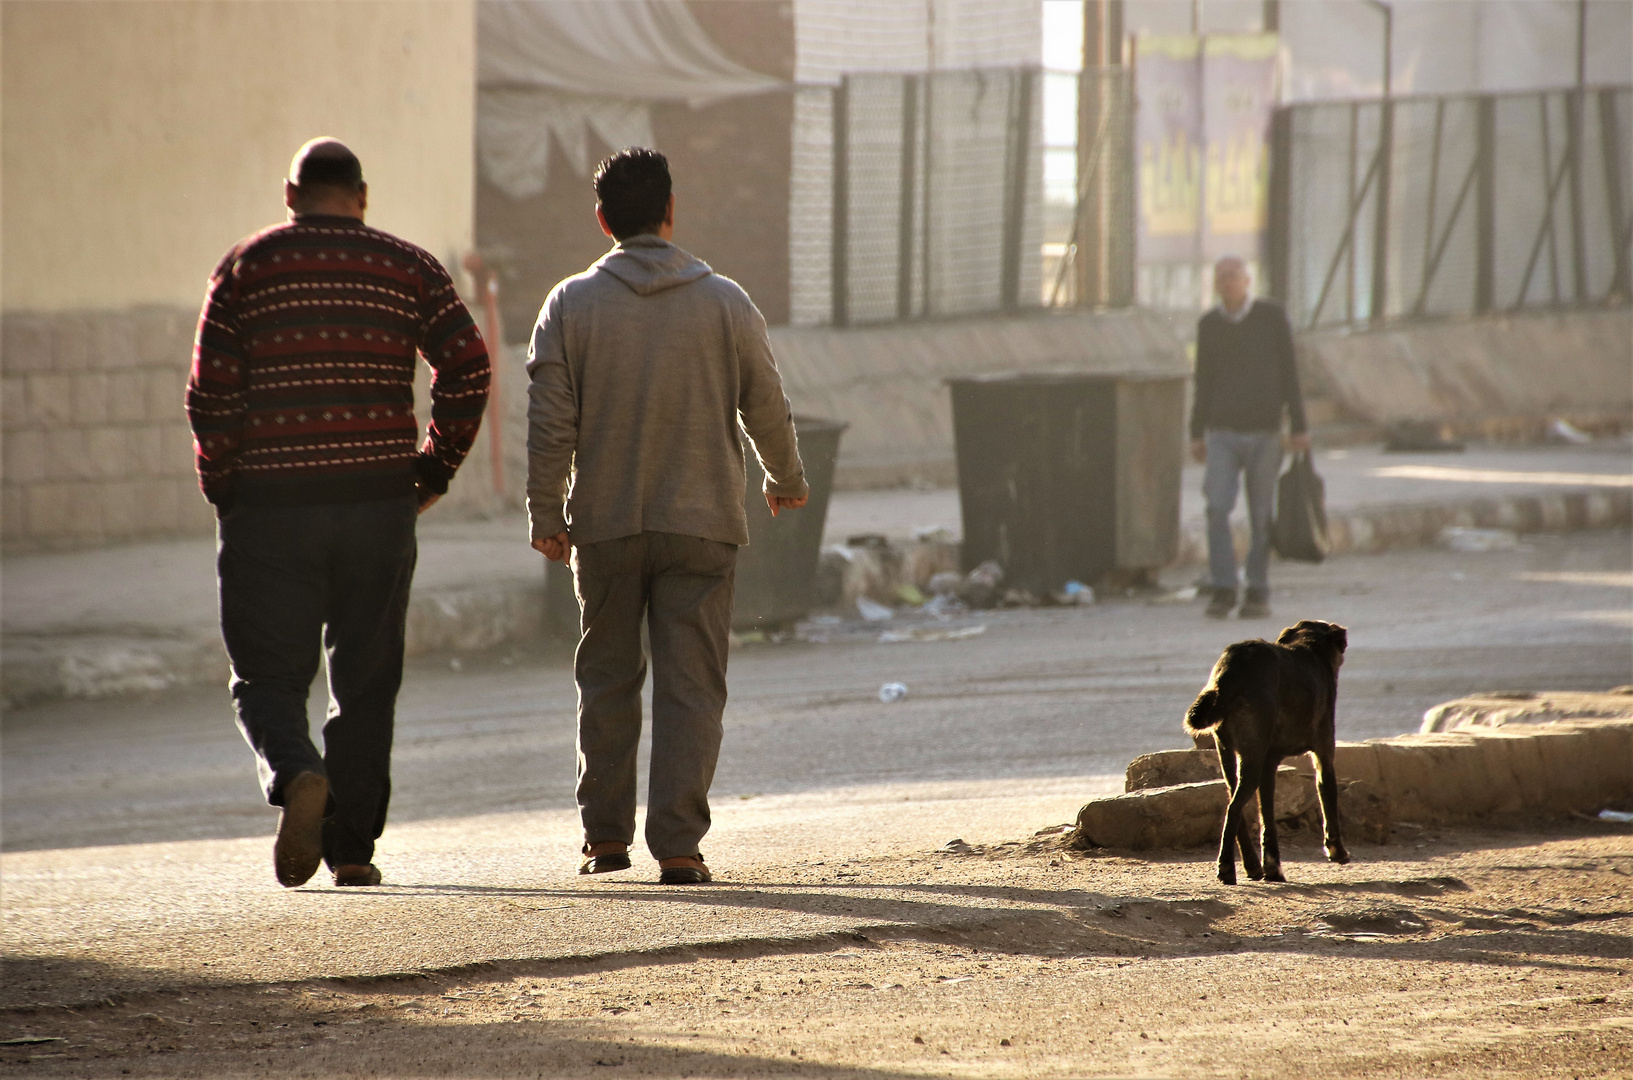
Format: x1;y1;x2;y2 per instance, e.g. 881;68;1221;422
0;580;546;710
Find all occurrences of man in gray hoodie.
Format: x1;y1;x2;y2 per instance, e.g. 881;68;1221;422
526;148;808;885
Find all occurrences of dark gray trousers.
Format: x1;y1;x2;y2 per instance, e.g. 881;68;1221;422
217;496;417;868
572;531;737;860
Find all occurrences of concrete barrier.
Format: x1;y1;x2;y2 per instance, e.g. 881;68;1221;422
1075;715;1633;850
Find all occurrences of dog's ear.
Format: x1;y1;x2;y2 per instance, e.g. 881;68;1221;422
1276;620;1319;645
1328;623;1348;653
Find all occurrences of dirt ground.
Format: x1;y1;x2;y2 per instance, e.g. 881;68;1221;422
4;820;1629;1079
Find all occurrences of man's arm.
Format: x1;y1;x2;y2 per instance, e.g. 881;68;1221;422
415;258;491;507
734;297;808;512
525;288;577;555
185;251;249;511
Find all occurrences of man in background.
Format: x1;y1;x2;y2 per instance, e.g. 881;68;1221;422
1189;256;1309;620
187;138;490;888
526;148;807;885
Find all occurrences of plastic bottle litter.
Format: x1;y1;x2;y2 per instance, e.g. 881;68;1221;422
878;681;909;703
856;596;894;622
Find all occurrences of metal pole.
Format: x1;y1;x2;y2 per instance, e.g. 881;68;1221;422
896;75;919;321
1474;95;1496;313
831;78;850;328
1600;89;1631;298
1367;1;1393;324
1262;0;1279;32
999;68;1034;311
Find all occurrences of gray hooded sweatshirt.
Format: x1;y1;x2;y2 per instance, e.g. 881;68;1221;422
525;235;808;548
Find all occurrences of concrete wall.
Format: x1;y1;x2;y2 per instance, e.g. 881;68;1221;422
1298;308;1633;437
1;1;477;548
770;308;1192;488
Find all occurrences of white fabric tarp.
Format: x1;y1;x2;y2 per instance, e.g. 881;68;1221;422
478;1;785;199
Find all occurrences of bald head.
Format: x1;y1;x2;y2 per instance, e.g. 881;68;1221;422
1214;256;1251;313
284;138;367;220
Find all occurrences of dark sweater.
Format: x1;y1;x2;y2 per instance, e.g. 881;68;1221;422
187;215;490;508
1189;298;1306;440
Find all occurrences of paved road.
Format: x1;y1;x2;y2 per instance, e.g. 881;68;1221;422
4;530;1628;854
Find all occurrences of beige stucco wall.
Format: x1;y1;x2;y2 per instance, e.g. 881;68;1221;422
1;0;476;313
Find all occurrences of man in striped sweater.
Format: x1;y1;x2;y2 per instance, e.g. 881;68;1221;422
187;138;490;888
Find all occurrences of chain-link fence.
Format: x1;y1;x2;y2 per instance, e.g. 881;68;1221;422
792;67;1044;327
1270;86;1633;329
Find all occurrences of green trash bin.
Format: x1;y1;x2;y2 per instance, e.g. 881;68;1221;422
542;415;847;636
947;373;1184;595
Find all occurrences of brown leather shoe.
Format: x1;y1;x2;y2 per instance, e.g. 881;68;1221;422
332;864;382;887
658;854;711;885
273;772;328;888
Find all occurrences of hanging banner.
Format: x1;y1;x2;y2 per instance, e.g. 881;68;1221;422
1133;35;1202;265
1201;33;1279;260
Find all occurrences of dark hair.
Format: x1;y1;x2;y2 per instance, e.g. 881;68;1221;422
289;138;365;193
593;148;671;240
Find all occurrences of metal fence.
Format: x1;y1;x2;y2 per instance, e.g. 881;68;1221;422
1269;86;1633;329
825;67;1044;326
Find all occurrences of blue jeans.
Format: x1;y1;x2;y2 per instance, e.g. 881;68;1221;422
217;496;418;867
1203;429;1282;595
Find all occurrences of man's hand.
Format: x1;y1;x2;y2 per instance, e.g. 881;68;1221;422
767;493;809;518
1189;438;1207;464
532;532;572;563
1287;433;1312;454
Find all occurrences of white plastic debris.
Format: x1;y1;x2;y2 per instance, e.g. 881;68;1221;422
878;681;908;703
1549;418;1592;444
878;624;986;644
1440;526;1521;553
856;596;894;622
1598;809;1633;823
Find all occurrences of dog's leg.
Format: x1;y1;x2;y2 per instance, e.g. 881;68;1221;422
1257;762;1285;882
1213;733;1241;885
1228;753;1266;882
1315;748;1350;864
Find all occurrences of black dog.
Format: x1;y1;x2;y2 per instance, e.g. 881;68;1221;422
1184;620;1350;885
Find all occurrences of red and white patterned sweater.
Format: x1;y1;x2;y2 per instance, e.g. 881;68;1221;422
186;214;490;508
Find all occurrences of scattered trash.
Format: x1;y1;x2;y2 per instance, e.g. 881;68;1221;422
879;624;987;644
1598;809;1633;823
1002;587;1039;606
957;561;1006;609
1385;419;1465;452
1050;580;1095;605
894;582;927;606
938;976;973;985
1548;418;1592;444
1149;585;1200;605
1033;823;1075;836
731;629;766;646
878;681;909;703
0;1037;65;1046
938;838;976;854
926;571;963;597
921;593;963;618
1440;526;1521;553
912;525;957;544
448;657;463;672
857;596;894;622
845;533;890;549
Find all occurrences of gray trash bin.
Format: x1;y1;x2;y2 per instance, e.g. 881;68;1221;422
947;373;1185;594
542;415;847;636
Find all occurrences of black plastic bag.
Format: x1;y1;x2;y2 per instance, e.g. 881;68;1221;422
1273;451;1330;563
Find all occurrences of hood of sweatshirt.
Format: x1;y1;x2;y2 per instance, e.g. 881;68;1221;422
594;235;713;297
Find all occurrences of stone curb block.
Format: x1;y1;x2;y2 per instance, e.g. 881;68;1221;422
1;581;548;709
1082;718;1633;849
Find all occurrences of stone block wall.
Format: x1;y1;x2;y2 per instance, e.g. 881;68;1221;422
2;307;213;548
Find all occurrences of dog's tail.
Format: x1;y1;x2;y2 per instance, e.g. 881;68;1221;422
1184;687;1223;735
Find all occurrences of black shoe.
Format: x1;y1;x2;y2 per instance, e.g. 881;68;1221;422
332;863;382;886
579;848;632;875
1238;590;1271;619
1204;588;1237;620
273;772;328;888
658;854;711;885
